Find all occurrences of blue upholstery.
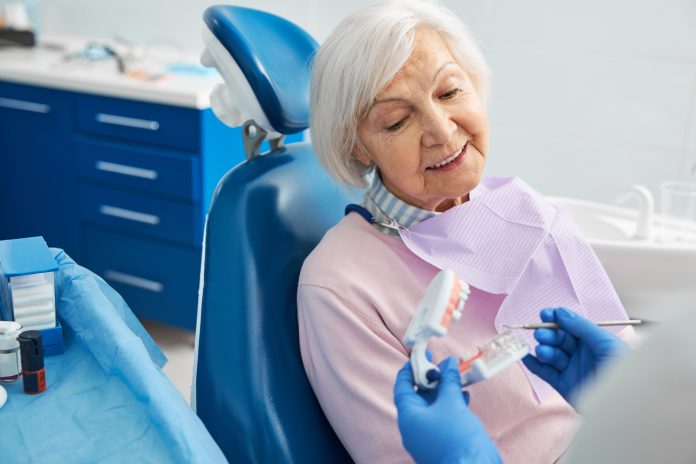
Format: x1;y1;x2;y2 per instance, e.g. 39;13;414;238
195;5;354;463
203;6;317;134
196;144;353;463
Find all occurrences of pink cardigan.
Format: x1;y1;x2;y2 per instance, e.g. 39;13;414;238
298;213;580;463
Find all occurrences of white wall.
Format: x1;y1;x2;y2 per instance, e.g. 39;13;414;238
31;0;696;203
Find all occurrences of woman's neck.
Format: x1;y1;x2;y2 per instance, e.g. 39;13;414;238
433;195;469;212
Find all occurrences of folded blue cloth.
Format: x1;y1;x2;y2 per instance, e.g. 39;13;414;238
0;250;227;463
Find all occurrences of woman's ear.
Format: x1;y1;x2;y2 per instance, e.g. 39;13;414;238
352;144;372;167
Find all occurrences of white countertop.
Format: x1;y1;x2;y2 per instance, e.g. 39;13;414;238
0;37;222;109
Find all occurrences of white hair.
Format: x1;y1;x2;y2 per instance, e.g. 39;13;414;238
310;0;491;189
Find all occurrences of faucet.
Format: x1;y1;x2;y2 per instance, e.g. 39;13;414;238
615;184;654;240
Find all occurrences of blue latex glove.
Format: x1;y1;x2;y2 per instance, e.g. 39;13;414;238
522;307;629;407
394;356;502;464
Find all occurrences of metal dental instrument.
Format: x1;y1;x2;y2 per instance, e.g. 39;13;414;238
503;319;643;330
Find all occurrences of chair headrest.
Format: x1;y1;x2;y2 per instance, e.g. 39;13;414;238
201;5;318;135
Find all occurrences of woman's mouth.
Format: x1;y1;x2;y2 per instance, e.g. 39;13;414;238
426;144;467;171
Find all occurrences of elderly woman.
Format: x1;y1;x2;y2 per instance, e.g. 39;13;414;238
298;1;583;462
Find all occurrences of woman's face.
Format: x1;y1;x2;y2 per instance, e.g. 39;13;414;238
354;29;489;211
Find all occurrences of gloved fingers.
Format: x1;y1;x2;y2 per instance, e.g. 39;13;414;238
435;356;465;401
523;354;560;386
558;330;578;355
554;308;620;349
534;327;577;355
535;344;570;372
416;386;438;404
540;308;579;355
394;361;427;409
462;390;470;406
436;355;455;370
539;308;557;323
394;361;416;392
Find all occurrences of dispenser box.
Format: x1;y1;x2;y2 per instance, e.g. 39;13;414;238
0;237;63;355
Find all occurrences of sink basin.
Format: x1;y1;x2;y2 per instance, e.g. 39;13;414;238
547;196;696;323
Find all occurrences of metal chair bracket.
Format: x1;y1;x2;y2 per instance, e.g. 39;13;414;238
242;120;286;160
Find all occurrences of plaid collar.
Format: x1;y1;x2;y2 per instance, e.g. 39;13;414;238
361;172;438;236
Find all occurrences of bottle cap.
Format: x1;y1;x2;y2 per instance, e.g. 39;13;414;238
18;330;44;372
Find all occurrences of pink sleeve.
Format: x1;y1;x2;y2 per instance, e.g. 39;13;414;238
298;283;413;464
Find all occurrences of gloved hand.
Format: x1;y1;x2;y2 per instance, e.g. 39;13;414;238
394;356;502;464
522;307;629;407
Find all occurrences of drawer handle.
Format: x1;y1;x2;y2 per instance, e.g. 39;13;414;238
99;205;161;225
95;161;159;180
95;113;160;131
0;97;50;114
104;270;164;293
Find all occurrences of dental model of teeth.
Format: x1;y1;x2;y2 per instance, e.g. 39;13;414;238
403;269;469;389
404;269;529;390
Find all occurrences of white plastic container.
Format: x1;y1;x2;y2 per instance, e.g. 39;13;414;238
0;237;58;331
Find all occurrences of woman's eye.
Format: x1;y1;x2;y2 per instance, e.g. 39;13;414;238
386;117;407;132
440;88;462;100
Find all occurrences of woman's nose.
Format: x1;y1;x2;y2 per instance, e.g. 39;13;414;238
421;107;457;147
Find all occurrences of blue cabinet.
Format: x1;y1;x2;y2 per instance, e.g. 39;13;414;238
83;226;201;330
0;80;295;330
0;81;79;256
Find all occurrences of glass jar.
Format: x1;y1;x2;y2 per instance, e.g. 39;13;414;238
0;321;22;383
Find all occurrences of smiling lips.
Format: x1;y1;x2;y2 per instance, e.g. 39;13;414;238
426;143;467;170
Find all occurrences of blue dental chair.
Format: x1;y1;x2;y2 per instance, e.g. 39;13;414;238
193;6;353;463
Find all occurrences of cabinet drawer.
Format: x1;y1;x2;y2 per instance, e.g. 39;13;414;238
77;139;200;201
83;227;200;330
80;185;201;245
76;94;200;151
0;81;66;118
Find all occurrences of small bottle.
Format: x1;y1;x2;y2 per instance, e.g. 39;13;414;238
18;330;45;394
0;321;22;383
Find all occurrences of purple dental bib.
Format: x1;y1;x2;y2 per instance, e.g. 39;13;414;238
399;176;629;401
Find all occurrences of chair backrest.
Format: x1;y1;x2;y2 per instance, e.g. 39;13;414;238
193;6;353;463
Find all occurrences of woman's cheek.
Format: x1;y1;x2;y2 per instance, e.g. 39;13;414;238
475;135;489;159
